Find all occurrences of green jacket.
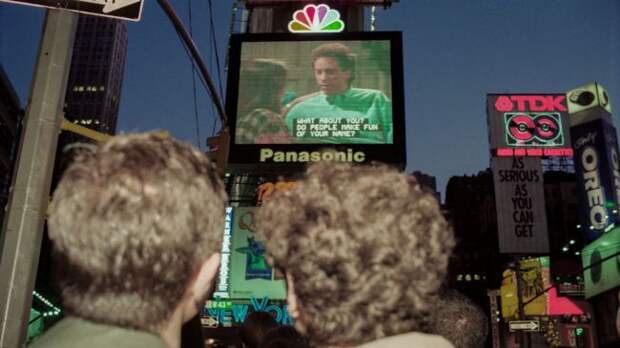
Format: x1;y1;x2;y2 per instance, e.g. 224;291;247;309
28;317;167;348
285;88;393;144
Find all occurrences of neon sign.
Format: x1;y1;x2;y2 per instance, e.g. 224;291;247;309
213;207;234;298
496;148;573;157
204;296;293;326
288;4;345;33
489;94;572;157
256;181;297;204
494;95;567;112
504;113;564;146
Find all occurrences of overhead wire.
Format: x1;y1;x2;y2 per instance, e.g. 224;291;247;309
207;0;225;136
188;0;201;148
207;0;224;99
156;0;227;125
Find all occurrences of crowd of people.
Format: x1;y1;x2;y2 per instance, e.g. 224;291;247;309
29;132;488;348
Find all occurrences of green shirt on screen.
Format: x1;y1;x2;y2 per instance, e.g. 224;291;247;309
285;88;393;144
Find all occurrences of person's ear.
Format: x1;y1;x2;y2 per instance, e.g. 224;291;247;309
182;253;221;323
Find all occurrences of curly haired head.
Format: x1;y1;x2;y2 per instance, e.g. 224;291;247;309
255;162;454;346
311;43;356;86
430;289;488;348
48;132;227;331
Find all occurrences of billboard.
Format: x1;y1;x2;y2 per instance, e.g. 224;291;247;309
582;226;620;299
487;94;573;157
500;257;588;318
225;32;405;172
212;207;286;300
492;156;549;254
571;118;620;241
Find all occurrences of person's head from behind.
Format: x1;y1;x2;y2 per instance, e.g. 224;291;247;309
259;326;309;348
48;133;226;337
239;311;279;348
431;289;488;348
311;43;356;96
255;162;454;346
238;59;287;114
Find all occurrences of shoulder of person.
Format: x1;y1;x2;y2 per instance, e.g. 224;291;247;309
349;88;390;101
358;331;455;348
283;92;321;115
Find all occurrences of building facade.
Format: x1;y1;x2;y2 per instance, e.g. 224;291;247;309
0;65;23;228
53;15;128;186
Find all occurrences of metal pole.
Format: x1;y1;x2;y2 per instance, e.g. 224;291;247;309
0;9;77;348
487;289;501;348
513;258;532;348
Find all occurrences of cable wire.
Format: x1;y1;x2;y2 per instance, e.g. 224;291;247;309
188;0;201;148
157;0;227;125
207;0;224;98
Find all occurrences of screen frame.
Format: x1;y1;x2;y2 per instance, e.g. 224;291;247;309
225;31;406;173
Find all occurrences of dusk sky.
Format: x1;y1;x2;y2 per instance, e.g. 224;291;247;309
1;0;619;199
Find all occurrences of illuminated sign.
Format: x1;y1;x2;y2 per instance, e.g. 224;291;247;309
571;118;620;241
504;113;564;146
259;149;365;163
501;257;585;318
496;148;573;157
225;32;406;173
288;4;345;33
488;94;572;157
203;296;293;326
256;181;296;204
581;226;620;298
227;207;286;300
494;95;567;112
213;207;234;298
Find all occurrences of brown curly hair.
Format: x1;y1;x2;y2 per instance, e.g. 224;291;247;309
48;132;227;331
255;162;454;346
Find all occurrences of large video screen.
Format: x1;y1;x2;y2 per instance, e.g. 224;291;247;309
230;34;397;145
225;32;405;172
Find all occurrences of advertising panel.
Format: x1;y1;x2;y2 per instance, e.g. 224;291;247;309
225;32;405;172
492;156;549;254
571;118;620;241
500;257;586;318
487;94;573;157
211;207;286;300
582;226;620;299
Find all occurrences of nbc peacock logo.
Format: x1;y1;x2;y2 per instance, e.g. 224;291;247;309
288;4;345;33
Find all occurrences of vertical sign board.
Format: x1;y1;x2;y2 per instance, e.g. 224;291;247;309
229;207;287;300
570;118;620;241
213;207;234;299
492;156;549;254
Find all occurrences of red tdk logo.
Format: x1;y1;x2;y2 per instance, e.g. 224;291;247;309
494;95;567;112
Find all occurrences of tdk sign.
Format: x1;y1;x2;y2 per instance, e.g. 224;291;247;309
571;118;620;241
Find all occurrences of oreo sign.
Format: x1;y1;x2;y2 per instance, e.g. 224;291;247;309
571;118;620;241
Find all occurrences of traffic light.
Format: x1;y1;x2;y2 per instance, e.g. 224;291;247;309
206;128;229;176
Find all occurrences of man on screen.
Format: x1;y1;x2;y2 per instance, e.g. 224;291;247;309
284;43;393;144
